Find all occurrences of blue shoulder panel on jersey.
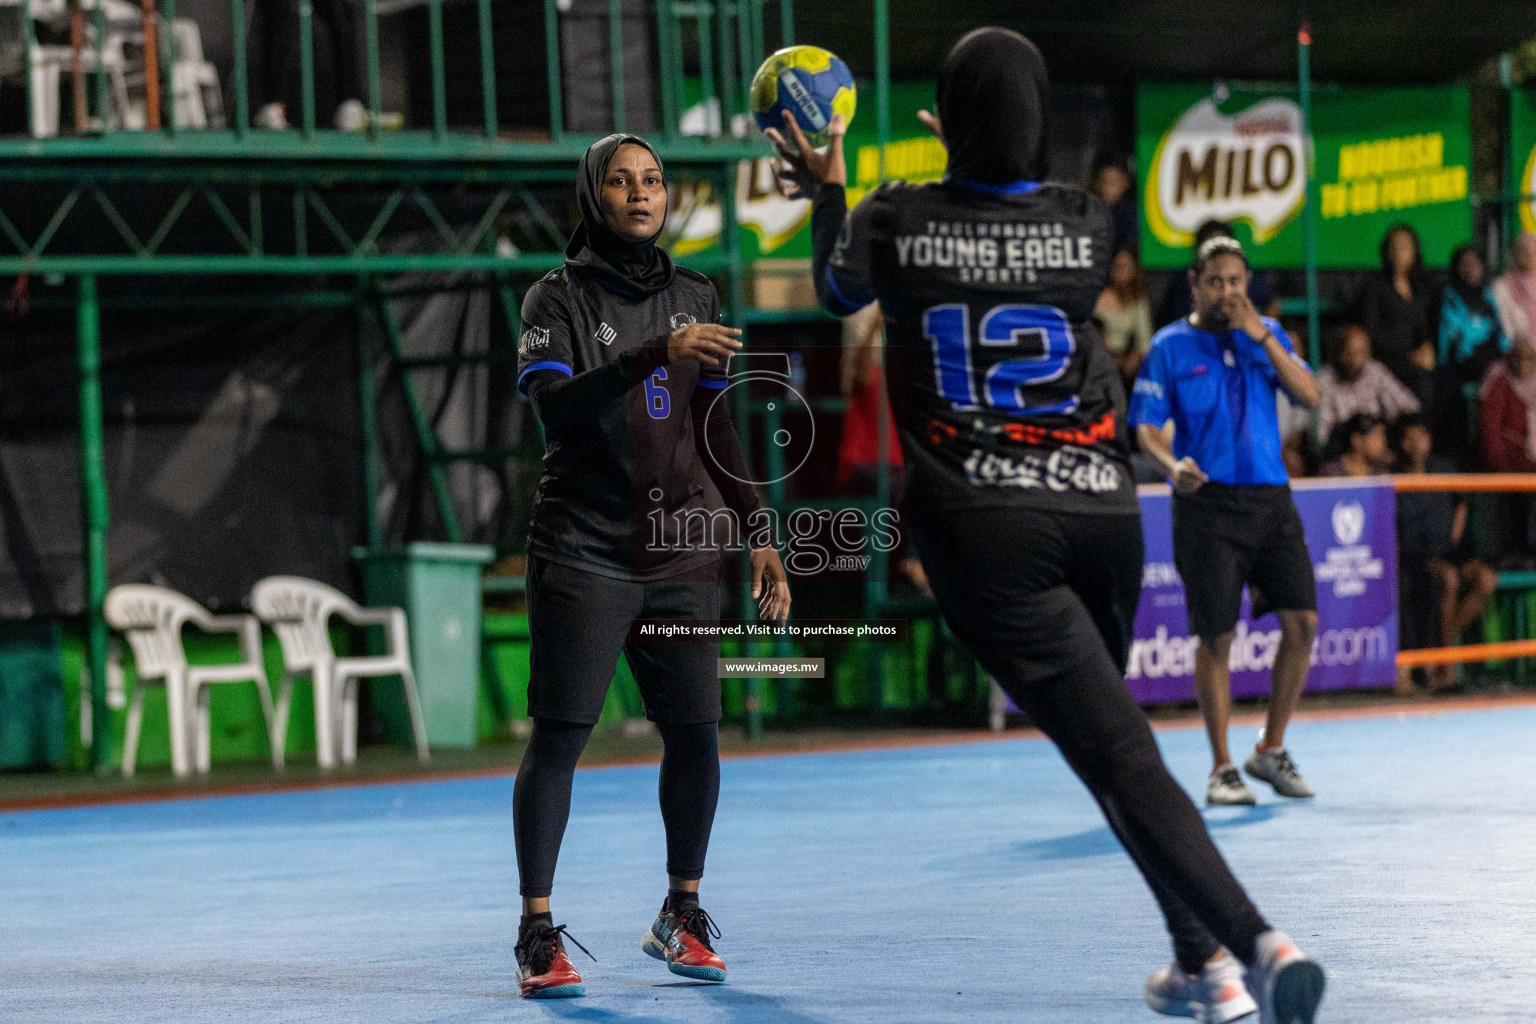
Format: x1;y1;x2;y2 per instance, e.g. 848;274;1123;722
945;176;1042;196
517;360;573;397
823;263;874;317
697;377;730;390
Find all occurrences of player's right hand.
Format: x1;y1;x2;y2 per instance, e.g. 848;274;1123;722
766;111;847;198
1170;457;1208;495
667;322;742;370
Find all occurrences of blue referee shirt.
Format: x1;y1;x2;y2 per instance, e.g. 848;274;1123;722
1127;316;1305;486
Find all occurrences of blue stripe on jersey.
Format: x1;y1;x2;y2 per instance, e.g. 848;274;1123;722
823;263;873;316
517;360;573;397
945;176;1042;196
697;377;729;390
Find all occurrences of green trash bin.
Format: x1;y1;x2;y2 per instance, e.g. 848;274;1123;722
354;543;495;749
0;620;66;769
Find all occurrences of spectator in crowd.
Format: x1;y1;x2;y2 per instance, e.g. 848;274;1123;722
838;303;930;595
1095;247;1153;392
1436;244;1508;462
1090;159;1138;256
254;0;368;131
1478;336;1536;558
1357;223;1435;409
1155;219;1280;327
1492;231;1536;348
1314;323;1421;443
1319;413;1390;478
1394;412;1497;692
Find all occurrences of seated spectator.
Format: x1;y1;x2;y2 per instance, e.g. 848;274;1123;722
255;0;368;131
1320;413;1390;477
1393;413;1498;692
1314;323;1420;442
1094;248;1153;392
1154;219;1280;326
1356;223;1435;409
1435;244;1508;463
1478;337;1536;558
1090;160;1138;256
1492;231;1536;348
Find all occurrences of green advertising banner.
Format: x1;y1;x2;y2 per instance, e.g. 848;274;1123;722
1137;83;1471;270
1511;89;1536;238
669;81;944;261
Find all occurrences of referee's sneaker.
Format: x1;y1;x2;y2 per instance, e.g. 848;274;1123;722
1131;237;1321;806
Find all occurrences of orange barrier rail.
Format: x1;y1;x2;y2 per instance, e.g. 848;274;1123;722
1391;473;1536;493
1390;473;1536;668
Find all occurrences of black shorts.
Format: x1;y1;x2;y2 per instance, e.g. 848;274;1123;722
525;555;723;725
1172;484;1317;645
911;506;1145;689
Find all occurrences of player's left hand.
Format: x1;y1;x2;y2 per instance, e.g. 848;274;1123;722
750;546;791;626
1223;291;1268;341
767;111;847;198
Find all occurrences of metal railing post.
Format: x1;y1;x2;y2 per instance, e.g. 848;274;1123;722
477;0;497;138
162;0;177;132
92;0;106;129
874;0;889;180
656;0;679;141
428;0;447;140
299;0;316;136
24;0;38;137
230;0;248;134
543;0;564;142
697;3;716;135
76;274;113;772
358;284;384;552
779;0;793;47
364;0;382;138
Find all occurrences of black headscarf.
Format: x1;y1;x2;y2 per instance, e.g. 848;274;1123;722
565;133;674;297
936;28;1050;186
1448;243;1493;310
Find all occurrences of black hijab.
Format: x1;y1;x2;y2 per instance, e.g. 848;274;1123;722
1448;243;1494;312
565;133;674;297
936;28;1050;186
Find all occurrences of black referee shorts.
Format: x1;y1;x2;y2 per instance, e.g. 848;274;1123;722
1172;484;1317;646
525;555;723;725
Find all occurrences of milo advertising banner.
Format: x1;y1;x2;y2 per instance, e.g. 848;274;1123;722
1511;89;1536;236
1137;83;1471;269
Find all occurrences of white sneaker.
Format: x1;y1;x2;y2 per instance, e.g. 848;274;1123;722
1247;931;1325;1024
1146;950;1259;1023
255;102;289;130
1244;747;1315;799
1207;765;1256;806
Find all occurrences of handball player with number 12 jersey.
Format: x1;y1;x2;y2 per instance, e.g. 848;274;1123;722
769;28;1325;1024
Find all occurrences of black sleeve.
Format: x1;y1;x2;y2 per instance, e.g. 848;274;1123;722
524;348;668;435
811;183;882;316
690;386;761;522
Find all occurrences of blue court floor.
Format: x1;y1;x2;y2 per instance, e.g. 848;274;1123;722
4;704;1535;1024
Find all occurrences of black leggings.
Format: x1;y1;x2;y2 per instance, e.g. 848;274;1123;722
514;718;720;899
914;507;1270;972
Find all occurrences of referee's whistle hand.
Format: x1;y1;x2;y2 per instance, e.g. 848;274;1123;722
751;546;791;626
668;323;743;369
1171;457;1208;495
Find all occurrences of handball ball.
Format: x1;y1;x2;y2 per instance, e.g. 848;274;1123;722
750;45;856;149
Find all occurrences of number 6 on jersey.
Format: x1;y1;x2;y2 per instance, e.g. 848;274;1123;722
924;302;1079;417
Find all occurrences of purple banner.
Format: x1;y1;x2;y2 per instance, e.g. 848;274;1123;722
1126;479;1399;704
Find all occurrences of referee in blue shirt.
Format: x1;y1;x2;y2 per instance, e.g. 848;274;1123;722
1130;236;1322;807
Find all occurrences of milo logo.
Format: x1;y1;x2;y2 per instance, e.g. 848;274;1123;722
1146;97;1306;248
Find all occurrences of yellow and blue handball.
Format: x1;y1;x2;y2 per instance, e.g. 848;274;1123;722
750;45;856;149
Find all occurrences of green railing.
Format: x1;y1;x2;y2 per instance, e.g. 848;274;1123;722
16;0;785;156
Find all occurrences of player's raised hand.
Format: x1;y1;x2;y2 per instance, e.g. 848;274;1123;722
1170;456;1209;495
751;546;791;626
667;322;742;370
766;111;847;198
916;109;945;148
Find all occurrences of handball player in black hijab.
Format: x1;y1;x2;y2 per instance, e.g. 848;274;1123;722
769;27;1325;1024
512;133;789;998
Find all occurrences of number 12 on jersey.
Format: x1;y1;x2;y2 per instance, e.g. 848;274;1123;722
924;303;1079;416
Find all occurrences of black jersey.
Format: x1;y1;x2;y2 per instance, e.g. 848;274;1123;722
517;264;733;581
813;180;1137;516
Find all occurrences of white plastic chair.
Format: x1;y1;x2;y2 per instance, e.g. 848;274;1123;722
251;576;429;769
103;583;280;778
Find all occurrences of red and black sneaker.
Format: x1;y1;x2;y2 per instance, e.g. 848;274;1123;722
515;922;593;999
641;902;726;983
